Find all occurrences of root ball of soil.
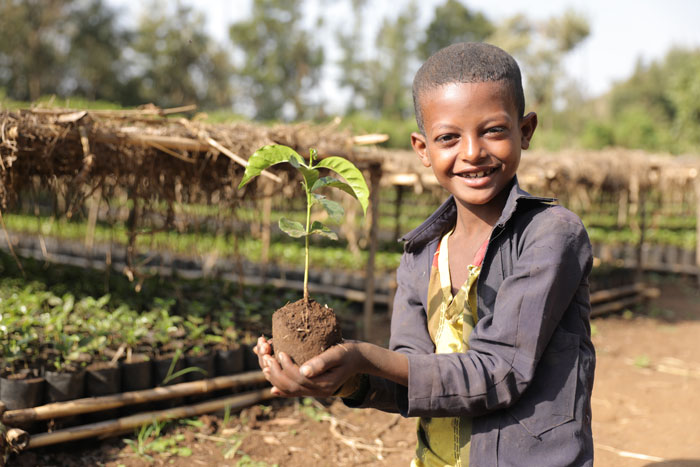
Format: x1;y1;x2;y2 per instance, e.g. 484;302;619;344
271;298;342;365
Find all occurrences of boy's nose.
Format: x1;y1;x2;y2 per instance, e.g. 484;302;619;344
460;135;484;162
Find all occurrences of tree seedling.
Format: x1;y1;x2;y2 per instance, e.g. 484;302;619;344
238;144;369;364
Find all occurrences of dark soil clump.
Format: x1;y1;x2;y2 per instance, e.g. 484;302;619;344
271;298;342;365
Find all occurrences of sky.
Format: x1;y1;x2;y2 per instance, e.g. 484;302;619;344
110;0;700;101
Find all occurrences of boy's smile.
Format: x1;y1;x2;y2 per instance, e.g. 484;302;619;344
411;81;537;219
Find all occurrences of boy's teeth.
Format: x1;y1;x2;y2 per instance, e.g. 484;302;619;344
463;169;489;178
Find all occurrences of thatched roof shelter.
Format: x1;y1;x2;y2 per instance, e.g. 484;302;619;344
0;106;386;210
2;106;699;210
1;106;699;333
373;148;700;200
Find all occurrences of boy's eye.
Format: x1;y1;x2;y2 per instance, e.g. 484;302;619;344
485;126;507;135
435;133;458;143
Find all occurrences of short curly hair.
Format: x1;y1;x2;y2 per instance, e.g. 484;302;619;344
412;42;525;134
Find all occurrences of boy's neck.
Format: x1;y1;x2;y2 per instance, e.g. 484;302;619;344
452;187;509;238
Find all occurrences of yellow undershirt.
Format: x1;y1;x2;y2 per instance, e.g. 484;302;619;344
412;230;481;467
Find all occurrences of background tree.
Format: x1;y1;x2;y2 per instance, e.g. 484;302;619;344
0;0;70;101
581;47;700;153
336;0;369;113
487;10;590;149
364;2;419;119
129;1;234;109
418;0;494;60
0;0;131;103
229;0;324;120
667;49;700;151
61;0;131;102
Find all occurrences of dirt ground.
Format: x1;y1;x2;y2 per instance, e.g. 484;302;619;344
10;275;700;467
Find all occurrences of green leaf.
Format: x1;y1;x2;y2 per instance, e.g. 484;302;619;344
315;157;369;214
289;155;320;190
310;176;356;200
297;165;320;189
319;198;344;223
309;221;338;240
237;145;304;188
279;218;306;238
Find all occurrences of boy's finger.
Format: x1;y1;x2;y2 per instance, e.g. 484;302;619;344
300;345;346;378
277;352;326;391
265;354;302;394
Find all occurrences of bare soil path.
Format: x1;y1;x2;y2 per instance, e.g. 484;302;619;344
12;276;700;467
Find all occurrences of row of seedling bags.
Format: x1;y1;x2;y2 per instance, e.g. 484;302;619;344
0;281;260;417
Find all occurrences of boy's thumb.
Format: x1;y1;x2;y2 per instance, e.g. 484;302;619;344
300;365;312;377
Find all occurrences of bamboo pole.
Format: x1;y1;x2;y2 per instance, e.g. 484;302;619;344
352;134;389;145
5;429;28;453
92;132;281;182
2;371;266;426
27;388;274;450
591;295;648;318
589;283;646;305
205;137;282;183
590;287;660;318
363;164;382;341
28;104;197;118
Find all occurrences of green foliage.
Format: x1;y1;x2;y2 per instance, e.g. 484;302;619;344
0;248;355;373
124;418;194;461
229;0;324;120
596;47;700;153
613;107;668;151
365;4;419;119
0;1;72;102
666;49;700;150
239;144;369;300
335;0;369;113
0;0;130;103
129;1;234;109
298;397;330;422
418;0;494;60
633;355;651;369
579;120;615;150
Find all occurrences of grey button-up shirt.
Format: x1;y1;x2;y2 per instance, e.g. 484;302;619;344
346;177;595;466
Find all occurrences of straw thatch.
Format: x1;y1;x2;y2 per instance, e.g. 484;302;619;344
372;148;700;203
0;107;362;210
2;106;699;211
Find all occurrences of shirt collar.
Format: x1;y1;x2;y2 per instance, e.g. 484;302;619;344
399;176;555;253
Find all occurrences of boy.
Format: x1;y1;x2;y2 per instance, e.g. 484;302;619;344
255;42;595;466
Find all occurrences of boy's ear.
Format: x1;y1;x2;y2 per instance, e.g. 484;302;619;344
411;132;431;167
520;112;538;149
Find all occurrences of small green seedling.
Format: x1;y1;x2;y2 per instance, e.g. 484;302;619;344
238;145;369;303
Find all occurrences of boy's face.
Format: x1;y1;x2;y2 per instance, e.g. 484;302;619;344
411;81;537;215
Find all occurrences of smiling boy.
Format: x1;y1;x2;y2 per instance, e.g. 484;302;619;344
256;42;595;466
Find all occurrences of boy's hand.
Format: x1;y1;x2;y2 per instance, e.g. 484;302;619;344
253;336;273;371
261;341;362;398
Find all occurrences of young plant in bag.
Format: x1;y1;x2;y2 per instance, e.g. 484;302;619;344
238;145;368;365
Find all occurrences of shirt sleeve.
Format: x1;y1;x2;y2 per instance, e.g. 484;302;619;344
404;211;592;418
342;249;436;414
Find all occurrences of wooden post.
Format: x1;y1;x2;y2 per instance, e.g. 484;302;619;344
260;182;273;277
617;188;629;228
84;188;101;252
695;178;700;287
363;164;382;342
393;185;404;241
636;183;647;283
